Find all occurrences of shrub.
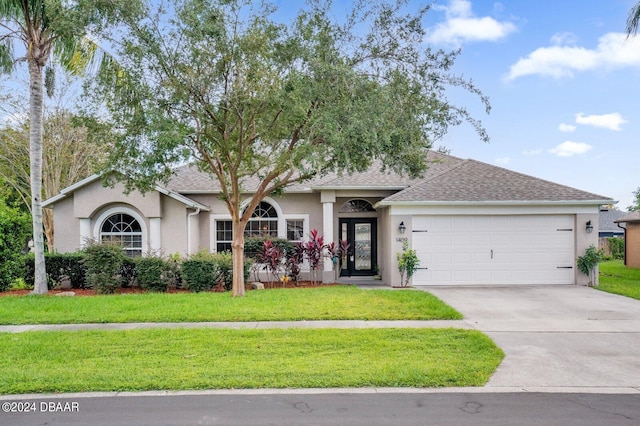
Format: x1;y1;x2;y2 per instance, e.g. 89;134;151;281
244;237;294;261
135;257;171;292
607;237;624;260
83;243;126;294
577;244;604;286
181;258;219;292
304;229;324;284
45;252;87;289
119;257;137;287
397;241;420;287
0;203;31;292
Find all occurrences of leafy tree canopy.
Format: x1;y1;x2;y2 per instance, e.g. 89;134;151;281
92;0;490;295
629;187;640;212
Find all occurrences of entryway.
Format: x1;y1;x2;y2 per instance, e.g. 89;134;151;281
339;218;377;276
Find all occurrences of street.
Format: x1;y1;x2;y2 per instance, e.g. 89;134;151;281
2;392;639;425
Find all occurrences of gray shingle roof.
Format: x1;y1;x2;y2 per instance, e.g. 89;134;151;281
600;209;628;231
167;151;461;193
382;157;612;203
165;151;612;204
615;211;640;223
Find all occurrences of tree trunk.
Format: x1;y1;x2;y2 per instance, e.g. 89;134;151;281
29;60;48;294
43;208;54;252
231;217;246;297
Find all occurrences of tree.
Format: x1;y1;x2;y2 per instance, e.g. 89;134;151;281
0;0;142;294
93;0;490;296
629;187;640;212
0;106;113;250
628;2;640;36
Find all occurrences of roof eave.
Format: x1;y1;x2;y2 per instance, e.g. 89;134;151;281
376;199;615;208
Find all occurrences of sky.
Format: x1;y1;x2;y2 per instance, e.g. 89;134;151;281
410;0;639;210
2;0;638;209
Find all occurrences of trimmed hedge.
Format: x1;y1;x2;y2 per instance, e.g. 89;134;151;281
181;258;219;292
135;257;171;292
22;253;87;289
83;243;125;294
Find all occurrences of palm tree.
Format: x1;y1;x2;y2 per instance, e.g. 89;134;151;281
0;0;139;294
627;2;640;36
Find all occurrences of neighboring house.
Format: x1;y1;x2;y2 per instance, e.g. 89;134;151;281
614;211;640;269
43;151;613;286
599;208;626;238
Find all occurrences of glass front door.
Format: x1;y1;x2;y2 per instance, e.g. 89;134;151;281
340;218;377;276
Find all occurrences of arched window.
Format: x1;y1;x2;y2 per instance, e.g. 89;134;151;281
100;213;143;257
339;199;376;213
245;201;278;237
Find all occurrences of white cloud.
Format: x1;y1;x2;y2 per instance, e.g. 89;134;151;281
523;149;542;156
428;0;517;46
549;141;593;157
507;32;640;80
495;157;510;165
550;32;579;46
558;123;576;132
575;112;627;131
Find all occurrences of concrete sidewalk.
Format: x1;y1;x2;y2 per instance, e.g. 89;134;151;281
0;319;470;333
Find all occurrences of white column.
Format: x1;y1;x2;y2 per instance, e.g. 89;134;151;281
321;190;336;282
149;217;162;255
79;218;91;249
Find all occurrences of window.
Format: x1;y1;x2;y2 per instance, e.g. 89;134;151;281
100;213;143;257
245;201;278;238
216;220;233;252
286;219;304;241
339;199;375;213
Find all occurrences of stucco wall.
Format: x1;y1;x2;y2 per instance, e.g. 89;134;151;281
73;180;161;218
625;222;640;269
159;196;189;256
51;196;80;253
575;212;600;285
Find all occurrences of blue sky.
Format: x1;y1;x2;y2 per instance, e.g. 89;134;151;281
417;0;639;210
3;0;637;209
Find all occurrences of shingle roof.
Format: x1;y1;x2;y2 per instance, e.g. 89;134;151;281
615;211;640;223
381;157;612;203
600;209;628;231
164;151;612;204
166;151;461;193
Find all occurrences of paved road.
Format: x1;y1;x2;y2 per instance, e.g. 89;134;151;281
2;391;639;425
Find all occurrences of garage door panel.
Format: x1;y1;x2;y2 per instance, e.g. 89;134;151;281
412;215;575;286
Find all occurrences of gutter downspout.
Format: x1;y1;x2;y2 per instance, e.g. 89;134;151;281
187;207;201;256
617;222;627;266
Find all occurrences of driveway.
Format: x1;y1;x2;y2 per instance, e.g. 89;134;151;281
424;285;640;390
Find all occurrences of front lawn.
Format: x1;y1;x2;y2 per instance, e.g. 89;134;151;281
0;328;503;393
0;286;462;324
597;260;640;300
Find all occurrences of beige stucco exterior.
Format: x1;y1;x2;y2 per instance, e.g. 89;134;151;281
43;153;611;287
624;222;640;269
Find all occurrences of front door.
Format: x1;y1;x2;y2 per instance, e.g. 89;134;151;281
340;218;377;276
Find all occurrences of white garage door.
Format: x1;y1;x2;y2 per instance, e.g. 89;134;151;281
412;215;575;286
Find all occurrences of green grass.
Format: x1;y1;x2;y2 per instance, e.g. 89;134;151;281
0;286;462;325
597;260;640;300
0;328;503;393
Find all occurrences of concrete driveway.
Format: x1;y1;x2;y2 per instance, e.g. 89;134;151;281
424;285;640;391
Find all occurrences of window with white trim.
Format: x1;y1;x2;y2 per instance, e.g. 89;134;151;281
100;213;143;257
245;201;278;237
286;219;304;241
215;220;233;253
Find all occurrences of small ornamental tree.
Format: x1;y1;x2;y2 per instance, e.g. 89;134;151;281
577;245;604;287
397;241;420;287
92;0;490;296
